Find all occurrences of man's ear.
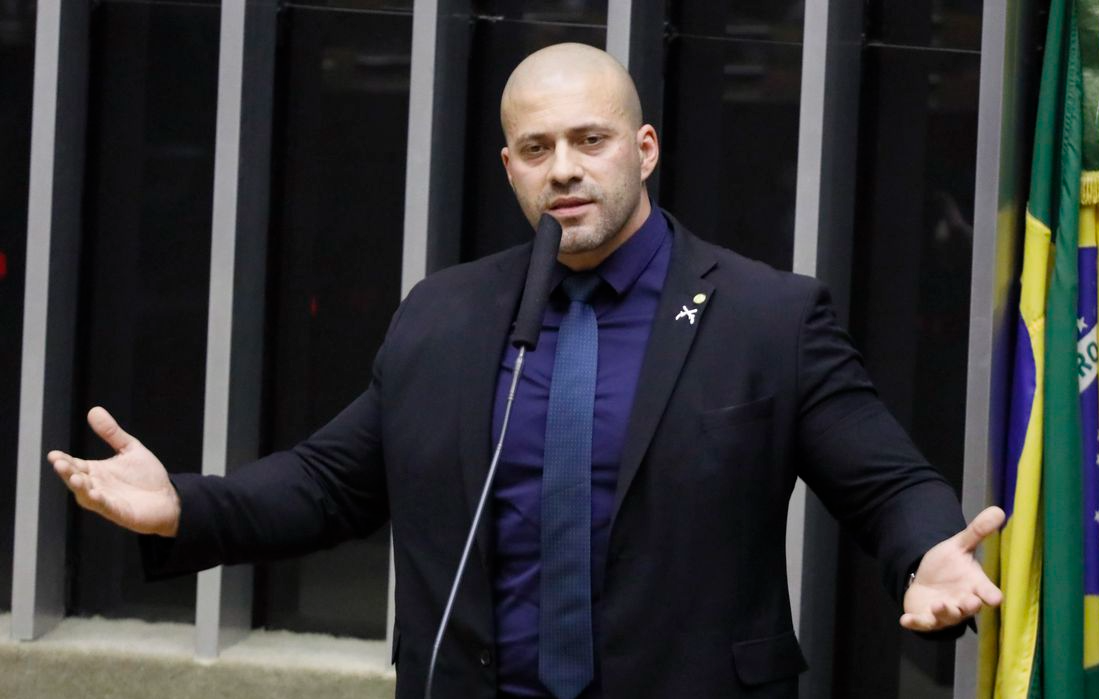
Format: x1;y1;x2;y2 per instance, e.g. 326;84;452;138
500;146;514;189
637;125;659;181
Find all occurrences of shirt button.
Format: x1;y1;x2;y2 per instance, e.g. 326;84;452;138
479;649;493;667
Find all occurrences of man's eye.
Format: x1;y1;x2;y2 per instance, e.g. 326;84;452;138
524;144;546;156
583;135;604;146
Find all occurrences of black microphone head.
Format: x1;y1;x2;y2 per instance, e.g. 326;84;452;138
510;214;563;350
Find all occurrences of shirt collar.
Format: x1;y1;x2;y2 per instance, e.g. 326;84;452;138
549;205;670;297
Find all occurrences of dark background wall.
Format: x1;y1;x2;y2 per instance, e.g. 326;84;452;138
836;1;983;696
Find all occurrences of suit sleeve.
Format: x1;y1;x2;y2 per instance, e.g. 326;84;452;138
141;308;401;579
792;282;966;605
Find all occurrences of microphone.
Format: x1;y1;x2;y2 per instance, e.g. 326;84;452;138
510;214;563;349
424;214;562;699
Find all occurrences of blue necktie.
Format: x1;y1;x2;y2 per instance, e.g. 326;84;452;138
539;272;601;699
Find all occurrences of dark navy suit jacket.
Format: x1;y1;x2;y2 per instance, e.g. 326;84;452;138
145;215;965;699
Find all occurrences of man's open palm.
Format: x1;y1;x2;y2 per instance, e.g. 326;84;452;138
900;505;1005;631
48;407;180;537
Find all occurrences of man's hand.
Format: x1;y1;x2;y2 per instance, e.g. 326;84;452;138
48;407;181;537
900;505;1005;631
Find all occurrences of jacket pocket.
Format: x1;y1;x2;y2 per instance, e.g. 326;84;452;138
731;630;808;686
700;395;774;434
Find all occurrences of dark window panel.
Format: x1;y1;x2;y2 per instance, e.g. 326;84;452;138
865;0;983;52
472;1;607;25
460;19;606;261
660;36;801;272
256;6;412;640
835;45;982;699
668;0;804;43
70;0;221;622
849;46;980;492
0;0;35;614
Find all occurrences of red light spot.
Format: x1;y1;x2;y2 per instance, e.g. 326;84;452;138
0;251;6;281
309;295;318;318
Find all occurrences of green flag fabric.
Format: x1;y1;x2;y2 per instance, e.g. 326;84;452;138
1036;0;1089;697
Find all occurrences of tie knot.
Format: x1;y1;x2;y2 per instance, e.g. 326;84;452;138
561;272;601;304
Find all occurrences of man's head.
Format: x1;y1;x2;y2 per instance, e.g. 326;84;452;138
499;43;659;270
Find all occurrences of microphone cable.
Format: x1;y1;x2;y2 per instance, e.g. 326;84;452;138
423;344;530;699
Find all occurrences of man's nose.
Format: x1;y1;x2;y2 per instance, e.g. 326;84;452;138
548;144;583;185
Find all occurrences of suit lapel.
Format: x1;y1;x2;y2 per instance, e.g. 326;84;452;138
457;245;529;570
611;225;717;529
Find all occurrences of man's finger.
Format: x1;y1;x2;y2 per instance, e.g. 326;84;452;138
899;611;937;631
69;472;89;492
87;406;134;454
52;458;75;481
959;594;983;617
954;506;1006;551
931;601;962;625
976;579;1004;607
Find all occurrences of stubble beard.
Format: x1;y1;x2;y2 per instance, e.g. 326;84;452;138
546;179;641;256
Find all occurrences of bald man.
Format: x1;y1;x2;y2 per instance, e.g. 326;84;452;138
51;44;1002;699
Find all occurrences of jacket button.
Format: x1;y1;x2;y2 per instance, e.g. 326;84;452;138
479;649;493;667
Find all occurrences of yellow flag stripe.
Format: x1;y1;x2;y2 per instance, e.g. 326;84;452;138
1086;596;1099;668
992;210;1051;698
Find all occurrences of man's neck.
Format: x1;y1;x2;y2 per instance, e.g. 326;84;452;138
558;195;652;271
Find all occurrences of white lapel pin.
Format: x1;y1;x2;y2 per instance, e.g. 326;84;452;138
675;305;698;325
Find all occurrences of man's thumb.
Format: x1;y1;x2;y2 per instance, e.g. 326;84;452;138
955;506;1005;551
87;406;136;454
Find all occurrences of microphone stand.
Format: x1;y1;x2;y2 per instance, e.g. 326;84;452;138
423;345;530;699
423;214;559;699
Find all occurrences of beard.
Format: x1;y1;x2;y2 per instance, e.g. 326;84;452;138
534;177;641;255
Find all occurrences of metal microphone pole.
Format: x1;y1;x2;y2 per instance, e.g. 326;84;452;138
423;214;561;699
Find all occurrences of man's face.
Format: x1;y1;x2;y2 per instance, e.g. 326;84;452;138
500;75;652;258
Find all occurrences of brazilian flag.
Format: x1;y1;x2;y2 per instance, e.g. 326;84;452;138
1080;3;1099;692
980;0;1099;696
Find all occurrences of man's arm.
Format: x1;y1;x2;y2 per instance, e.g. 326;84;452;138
791;282;1002;631
143;381;389;578
51;300;403;578
51;378;390;579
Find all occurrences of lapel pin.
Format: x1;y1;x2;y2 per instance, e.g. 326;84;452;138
675;305;698;325
693;293;707;304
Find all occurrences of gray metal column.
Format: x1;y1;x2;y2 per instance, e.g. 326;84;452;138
605;0;632;67
195;0;278;659
402;0;472;297
955;0;1038;695
607;0;665;193
11;0;90;641
791;0;864;696
396;0;475;656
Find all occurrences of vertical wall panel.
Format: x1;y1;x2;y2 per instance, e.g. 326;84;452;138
955;0;1042;695
12;0;89;640
788;2;863;697
838;22;983;699
660;14;802;272
0;0;36;616
70;0;220;624
195;0;278;658
256;2;412;642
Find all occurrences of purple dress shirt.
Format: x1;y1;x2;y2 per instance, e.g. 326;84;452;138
490;208;672;698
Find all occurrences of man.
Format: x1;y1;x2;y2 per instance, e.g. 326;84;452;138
50;44;1003;698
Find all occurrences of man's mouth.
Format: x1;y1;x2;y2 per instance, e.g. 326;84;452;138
548;197;593;217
